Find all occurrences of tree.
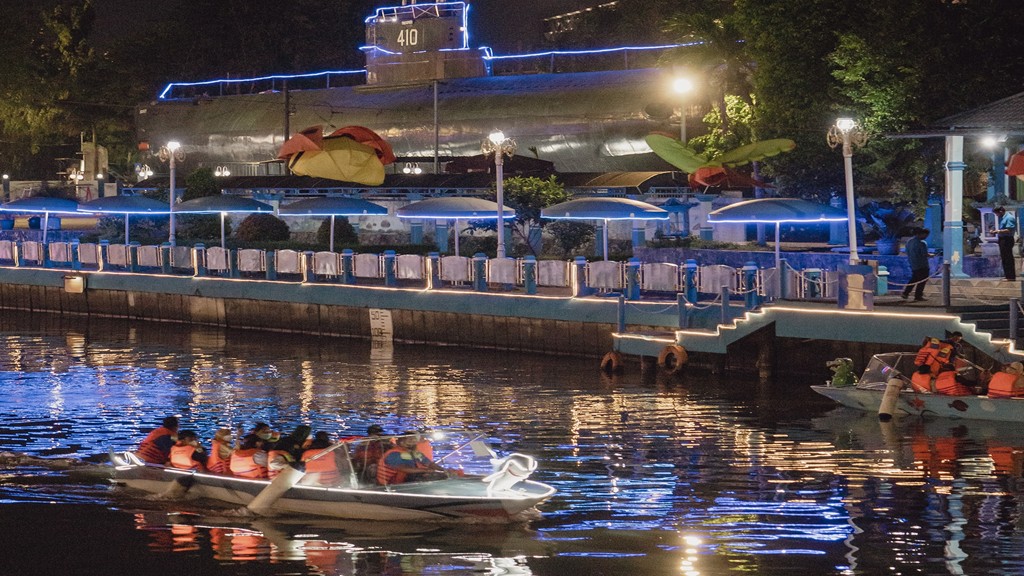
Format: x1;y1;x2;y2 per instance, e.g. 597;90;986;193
500;176;570;256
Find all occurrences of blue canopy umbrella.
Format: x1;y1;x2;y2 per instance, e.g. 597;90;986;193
78;195;170;244
172;195;274;248
279;196;387;252
0;196;80;242
396;197;515;256
541;197;668;260
708;198;847;268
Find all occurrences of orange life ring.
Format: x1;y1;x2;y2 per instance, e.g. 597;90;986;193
600;351;624;374
657;345;688;374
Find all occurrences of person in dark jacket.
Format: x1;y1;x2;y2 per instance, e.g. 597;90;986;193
992;206;1017;281
902;227;930;301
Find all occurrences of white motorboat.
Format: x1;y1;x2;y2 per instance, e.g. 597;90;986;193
812;352;1024;422
109;439;555;522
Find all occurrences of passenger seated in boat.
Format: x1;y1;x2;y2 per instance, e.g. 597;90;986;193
230;434;269;479
934;366;975;396
376;432;448;486
300;431;351;487
249;422;280;445
136;416;179;464
207;428;233;474
910;365;934;393
351;424;388;484
169;430;208;471
267;425;311;479
914;337;957;376
988;362;1024;398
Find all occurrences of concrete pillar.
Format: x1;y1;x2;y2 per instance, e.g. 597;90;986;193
924;195;943;251
265;250;277;280
341;249;355;284
626;257;641;300
828;194;846;245
677;293;689;328
160;243;172;274
128;243;140;273
573;256;590;297
98;240;109;271
383;250;397;286
778;257;790;299
194;244;207;277
943;135;967;277
427;252;441;289
631;222;645;250
435;221;449;253
70;239;81;271
876;265;889;295
472;253;487;291
742;261;759;310
301;250;314;283
13;240;22;267
527;224;543;255
229;248;239;278
594;222;605;258
523;255;537;295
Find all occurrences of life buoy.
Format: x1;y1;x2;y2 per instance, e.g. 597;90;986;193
657;345;688;374
600;352;624;374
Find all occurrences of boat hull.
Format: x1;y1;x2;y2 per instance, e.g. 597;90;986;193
811;385;1024;422
111;459;555;522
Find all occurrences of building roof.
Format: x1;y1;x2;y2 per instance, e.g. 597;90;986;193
899;91;1024;138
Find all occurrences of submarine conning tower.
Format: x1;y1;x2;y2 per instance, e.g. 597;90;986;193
363;1;488;86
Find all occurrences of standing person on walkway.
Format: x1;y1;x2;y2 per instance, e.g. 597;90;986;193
992;206;1017;281
902;227;930;301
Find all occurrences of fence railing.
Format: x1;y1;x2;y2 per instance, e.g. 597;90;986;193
0;239;863;306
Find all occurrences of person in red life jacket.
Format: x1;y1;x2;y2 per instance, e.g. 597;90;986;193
909;364;934;393
207;428;234;474
267;425;311;479
136;416;179;464
230;434;269;479
376;432;448;486
351;424;389;484
169;430;209;471
988;362;1024;398
300;431;350;487
933;365;975;396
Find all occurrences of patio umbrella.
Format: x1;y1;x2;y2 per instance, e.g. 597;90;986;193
78;195;169;244
1008;150;1024;177
541;197;668;260
707;198;847;269
396;197;515;256
278;125;395;186
279;196;388;252
0;196;80;242
172;195;274;249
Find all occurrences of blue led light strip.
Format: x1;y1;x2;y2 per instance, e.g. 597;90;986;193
158;69;367;100
483;41;703;61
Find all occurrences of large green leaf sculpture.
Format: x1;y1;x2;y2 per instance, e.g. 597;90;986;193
644;133;797;188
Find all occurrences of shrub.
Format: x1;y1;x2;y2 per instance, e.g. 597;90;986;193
235;213;290;242
316;217;359;247
548;221;595;256
178;214;227;243
183;167;220;201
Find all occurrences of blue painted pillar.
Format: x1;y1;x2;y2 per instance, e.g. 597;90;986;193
383;250;397;286
989;148;1006;202
98;240;109;271
427;252;441;289
677;293;689;328
527;224;543;255
160;243;172;274
472;253;487;291
341;249;355;284
684;259;698;303
742;261;759;310
924;195;943;251
594;222;605;258
631;222;645;250
70;239;81;271
409;220;424;244
573;256;590;297
229;248;240;278
301;250;314;283
194;244;207;277
435;221;449;253
128;243;140;273
876;265;889;295
626;257;641;300
943;136;967;277
42;241;51;268
265;250;277;280
523;255;537;295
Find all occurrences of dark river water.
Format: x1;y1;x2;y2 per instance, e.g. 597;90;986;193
2;312;1024;575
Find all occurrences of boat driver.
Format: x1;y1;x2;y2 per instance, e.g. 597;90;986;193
376;432;448;485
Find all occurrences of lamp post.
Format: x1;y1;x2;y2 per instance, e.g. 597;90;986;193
827;118;868;265
2;173;10;203
160;141;184;245
481;130;516;258
672;76;694;144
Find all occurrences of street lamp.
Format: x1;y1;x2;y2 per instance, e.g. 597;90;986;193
2;174;10;203
827;117;868;265
672;76;694;144
159;141;184;245
481;130;516;258
136;164;153;182
214;166;231;177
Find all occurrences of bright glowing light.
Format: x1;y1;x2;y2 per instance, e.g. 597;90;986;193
3;174;9;180
167;141;181;152
835;117;856;133
431;431;445;441
488;130;506;145
673;77;694;94
981;136;999;149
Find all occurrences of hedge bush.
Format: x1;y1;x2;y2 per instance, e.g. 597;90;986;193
235;213;291;242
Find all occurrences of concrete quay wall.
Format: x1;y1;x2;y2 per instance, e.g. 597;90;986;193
0;268;678;357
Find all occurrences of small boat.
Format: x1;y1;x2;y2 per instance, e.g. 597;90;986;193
812;352;1024;422
109;439;555;522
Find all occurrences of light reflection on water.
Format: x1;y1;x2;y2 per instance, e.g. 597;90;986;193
2;313;1024;574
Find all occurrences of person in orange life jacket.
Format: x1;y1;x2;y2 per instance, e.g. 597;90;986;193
933;364;975;396
988;362;1024;397
169;430;208;471
137;416;179;464
351;424;389;483
300;431;350;487
267;425;311;479
207;428;234;474
230;434;269;478
377;432;448;486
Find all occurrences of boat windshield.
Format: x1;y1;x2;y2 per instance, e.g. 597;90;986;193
856;352;986;390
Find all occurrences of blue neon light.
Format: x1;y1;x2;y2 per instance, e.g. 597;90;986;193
158;69;367;100
364;1;470;51
483;41;703;61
